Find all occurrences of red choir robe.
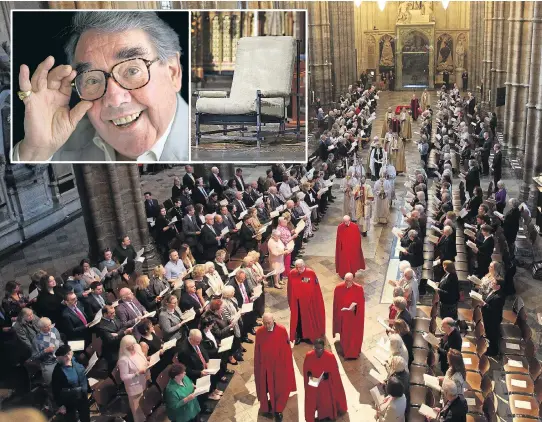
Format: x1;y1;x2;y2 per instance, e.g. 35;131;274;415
332;282;365;358
335;222;365;278
410;98;420;120
289;268;326;342
254;323;296;413
303;350;347;422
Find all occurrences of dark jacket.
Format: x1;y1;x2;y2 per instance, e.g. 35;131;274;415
182;214;200;248
144;198;160;219
60;304;89;340
179;291;203;330
503;208;521;245
209;175;224;199
228;278;253;308
83;293;110;320
176;337;209;382
96;317;127;364
200;225;220;261
239;223;258;252
437;395;468;422
52;359;88;407
182;173;196;191
192;186;209;206
437;236;457;262
438;328;462;365
439;273;460;305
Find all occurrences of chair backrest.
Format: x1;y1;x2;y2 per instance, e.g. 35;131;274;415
156;364;171;394
154;324;164;340
140;385;162;417
476;337;488;357
92;335;103;357
429;318;437;334
512;296;525;316
534;376;542;403
518;318;531;342
473;306;482;325
478;354;490;376
482;393;497;422
480;373;493;398
110;365;122;385
230;37;296;102
93;378;117;409
474;321;485;339
527;357;542;382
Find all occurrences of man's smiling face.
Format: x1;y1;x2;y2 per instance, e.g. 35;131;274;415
74;29;181;158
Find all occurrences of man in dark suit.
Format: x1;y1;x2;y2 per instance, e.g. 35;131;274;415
234;168;246;191
393;296;413;332
437;318;462;373
200;215;222;262
437;226;457;263
115;288;146;327
480;132;492;176
96;305;132;370
83;282;110;320
61;292;90;342
475;225;494;277
437;379;468;421
492;143;503;190
209;167;225;199
182;165;196;191
192;177;209;206
182;205;201;250
179;280;205;330
228;270;256;338
179;186;194;213
144;192;160;219
220;205;237;231
482;278;506;356
249;181;262;203
233;191;248;220
267;186;283;211
243;185;256;208
176;329;221;410
318;134;329;162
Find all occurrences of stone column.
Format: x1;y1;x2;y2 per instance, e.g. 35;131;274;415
328;1;356;97
73;164;159;270
481;1;494;111
468;1;485;97
308;1;333;106
504;1;534;157
520;1;542;206
491;1;508;132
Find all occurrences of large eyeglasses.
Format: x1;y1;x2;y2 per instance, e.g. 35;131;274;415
73;57;160;101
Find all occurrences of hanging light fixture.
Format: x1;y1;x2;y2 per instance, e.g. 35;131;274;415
377;0;386;11
442;0;450;10
354;0;362;7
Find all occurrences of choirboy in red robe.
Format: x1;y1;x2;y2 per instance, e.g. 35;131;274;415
303;350;347;422
254;323;296;413
288;267;325;342
333;282;365;358
335;221;365;278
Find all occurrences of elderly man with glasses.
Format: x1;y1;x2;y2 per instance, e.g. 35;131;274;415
14;11;188;162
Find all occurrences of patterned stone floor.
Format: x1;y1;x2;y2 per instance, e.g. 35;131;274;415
0;91;541;421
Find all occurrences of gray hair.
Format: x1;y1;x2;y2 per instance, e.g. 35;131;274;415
38;317;52;330
272;229;281;237
222;285;235;298
442;378;459;397
65;12;181;65
497;180;505;189
509;198;519;208
408;230;418;239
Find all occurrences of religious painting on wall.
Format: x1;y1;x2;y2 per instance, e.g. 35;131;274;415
436;33;454;72
379;34;395;72
401;30;430;87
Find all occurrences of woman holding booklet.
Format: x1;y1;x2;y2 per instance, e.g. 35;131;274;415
164;363;201;422
118;335;150;422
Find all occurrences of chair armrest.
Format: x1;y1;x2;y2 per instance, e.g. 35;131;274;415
258;89;291;98
196;90;229;98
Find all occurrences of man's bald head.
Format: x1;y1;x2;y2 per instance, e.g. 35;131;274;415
343;215;351;225
119;288;133;301
262;313;275;331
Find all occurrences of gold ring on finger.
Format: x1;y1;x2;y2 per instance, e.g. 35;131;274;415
17;90;32;101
